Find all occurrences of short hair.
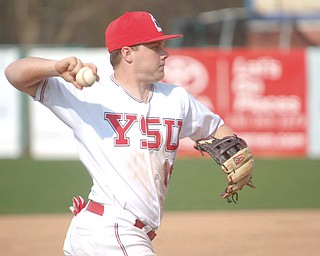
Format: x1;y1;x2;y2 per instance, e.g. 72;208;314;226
109;45;140;69
110;49;122;68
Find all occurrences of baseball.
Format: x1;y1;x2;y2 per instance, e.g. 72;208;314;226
76;67;96;87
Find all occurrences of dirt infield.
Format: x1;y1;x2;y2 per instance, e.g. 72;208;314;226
0;209;319;256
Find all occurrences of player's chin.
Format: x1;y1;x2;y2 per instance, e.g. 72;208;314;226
156;69;165;81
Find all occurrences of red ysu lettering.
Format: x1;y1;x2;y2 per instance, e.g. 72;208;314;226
104;112;183;151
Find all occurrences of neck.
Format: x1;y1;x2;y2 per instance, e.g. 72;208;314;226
113;72;152;103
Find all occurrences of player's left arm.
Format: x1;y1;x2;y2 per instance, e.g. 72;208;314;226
211;124;235;139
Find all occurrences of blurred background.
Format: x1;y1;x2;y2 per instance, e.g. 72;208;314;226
1;0;320;213
1;0;320;48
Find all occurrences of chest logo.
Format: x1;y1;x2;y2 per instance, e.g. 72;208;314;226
105;112;183;151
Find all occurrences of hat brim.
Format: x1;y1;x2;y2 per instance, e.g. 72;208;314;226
143;34;183;44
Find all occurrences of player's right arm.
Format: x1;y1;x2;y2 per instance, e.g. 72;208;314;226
4;56;93;97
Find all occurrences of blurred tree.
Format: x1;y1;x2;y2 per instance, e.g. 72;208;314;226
0;0;244;47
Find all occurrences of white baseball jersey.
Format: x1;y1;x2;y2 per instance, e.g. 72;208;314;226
35;74;223;229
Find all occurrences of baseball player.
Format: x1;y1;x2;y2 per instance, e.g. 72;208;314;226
5;11;254;255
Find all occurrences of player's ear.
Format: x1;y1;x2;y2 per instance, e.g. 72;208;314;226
121;46;134;63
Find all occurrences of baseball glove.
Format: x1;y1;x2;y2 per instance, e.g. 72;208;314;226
195;135;255;203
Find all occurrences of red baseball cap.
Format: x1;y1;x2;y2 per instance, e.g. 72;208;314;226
105;11;183;52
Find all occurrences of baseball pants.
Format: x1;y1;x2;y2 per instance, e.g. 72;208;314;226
63;202;157;256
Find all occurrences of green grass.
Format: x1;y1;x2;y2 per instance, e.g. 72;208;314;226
0;157;319;214
0;159;91;214
166;157;320;211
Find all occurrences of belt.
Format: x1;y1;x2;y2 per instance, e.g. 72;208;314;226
86;201;156;241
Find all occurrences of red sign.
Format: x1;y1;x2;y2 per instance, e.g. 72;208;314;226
164;49;307;157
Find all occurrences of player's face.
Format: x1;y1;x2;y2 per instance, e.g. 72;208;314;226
133;41;169;83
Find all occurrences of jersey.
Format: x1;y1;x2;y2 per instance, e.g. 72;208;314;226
35;74;223;229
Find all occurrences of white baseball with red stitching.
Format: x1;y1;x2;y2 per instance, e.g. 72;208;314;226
76;67;96;87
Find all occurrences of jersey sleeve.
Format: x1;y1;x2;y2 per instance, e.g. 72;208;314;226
34;77;90;130
178;87;224;141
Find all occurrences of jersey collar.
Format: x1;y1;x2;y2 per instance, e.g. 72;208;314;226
110;74;154;103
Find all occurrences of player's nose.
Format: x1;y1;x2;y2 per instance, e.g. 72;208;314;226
160;48;169;59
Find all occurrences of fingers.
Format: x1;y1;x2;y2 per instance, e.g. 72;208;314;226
83;63;100;83
55;57;98;89
69;196;87;216
55;56;80;75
